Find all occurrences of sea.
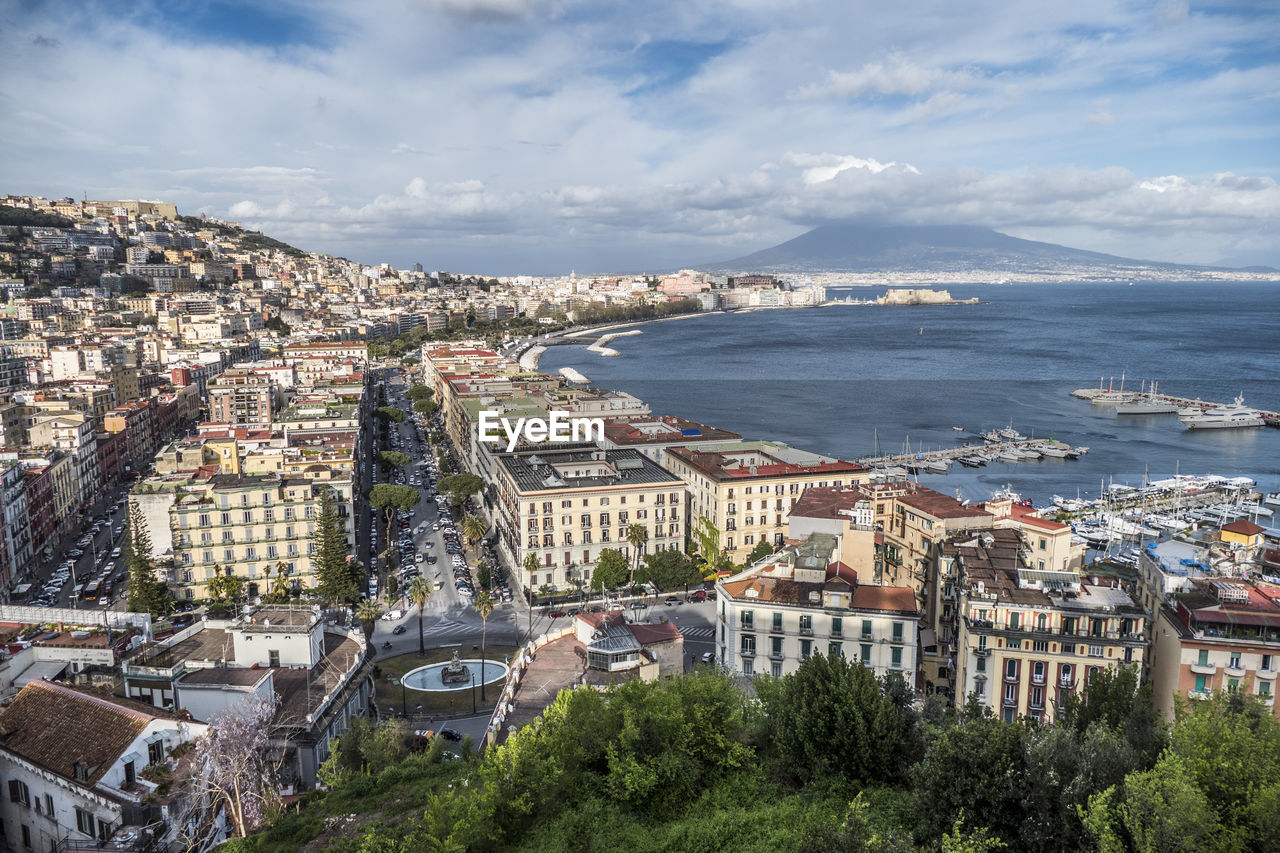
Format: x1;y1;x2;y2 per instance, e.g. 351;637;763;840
537;280;1280;507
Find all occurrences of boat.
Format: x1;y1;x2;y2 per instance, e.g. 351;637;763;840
997;449;1022;463
1241;503;1273;518
998;426;1025;441
952;426;965;432
980;430;1002;443
1091;374;1135;405
1179;394;1266;430
1115;399;1180;415
957;454;987;468
1266;493;1280;509
1036;444;1070;458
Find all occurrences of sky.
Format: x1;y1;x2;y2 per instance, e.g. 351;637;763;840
1;0;1278;274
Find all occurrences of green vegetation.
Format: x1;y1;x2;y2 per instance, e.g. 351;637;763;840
435;472;483;509
406;385;433;402
177;215;307;257
264;315;291;335
572;297;701;325
634;549;703;592
125;503;172;617
314;489;360;605
0;207;76;228
379;450;412;470
375;406;407;423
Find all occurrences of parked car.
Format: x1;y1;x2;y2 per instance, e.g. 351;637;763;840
664;596;680;606
392;625;407;635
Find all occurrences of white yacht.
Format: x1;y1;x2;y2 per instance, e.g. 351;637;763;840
1179;394;1266;430
1115;399;1179;415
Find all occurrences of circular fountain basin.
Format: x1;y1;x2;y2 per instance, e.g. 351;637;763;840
402;659;509;692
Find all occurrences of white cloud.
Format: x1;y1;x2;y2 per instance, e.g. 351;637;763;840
796;56;979;100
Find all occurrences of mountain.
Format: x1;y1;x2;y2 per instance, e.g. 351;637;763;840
709;224;1271;275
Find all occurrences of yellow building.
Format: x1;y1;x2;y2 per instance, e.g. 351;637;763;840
663;441;869;563
1219;519;1265;549
952;528;1149;722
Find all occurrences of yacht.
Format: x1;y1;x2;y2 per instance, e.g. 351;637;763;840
998;426;1025;441
1115;399;1180;415
1035;444;1071;458
1179;395;1266;430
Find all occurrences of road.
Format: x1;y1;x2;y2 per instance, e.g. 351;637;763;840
27;485;134;612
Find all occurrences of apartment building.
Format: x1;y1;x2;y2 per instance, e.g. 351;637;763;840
599;415;741;463
716;535;920;680
103;399;157;474
1149;578;1280;720
167;473;352;599
0;462;32;592
952;528;1149;722
492;445;685;592
0;680;210;853
28;410;101;511
662;440;869;563
207;367;280;428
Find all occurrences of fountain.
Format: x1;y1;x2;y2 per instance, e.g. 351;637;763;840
440;650;471;685
401;654;510;692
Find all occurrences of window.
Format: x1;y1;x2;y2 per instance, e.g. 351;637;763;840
1264;655;1274;672
75;807;95;837
1005;659;1018;680
771;636;783;657
268;650;280;667
1230;654;1241;669
1004;683;1017;704
772;612;783;632
740;610;754;630
148;740;165;765
1261;681;1272;697
8;780;30;807
742;658;754;677
1030;686;1044;708
860;644;872;665
40;792;53;818
831;616;843;637
892;621;904;642
861;619;873;639
800;639;812;658
124;761;136;787
740;635;755;656
1060;663;1074;686
1194;674;1207;693
799;614;813;635
976;655;986;672
771;661;782;677
975;679;985;697
21;824;30;849
829;642;842;658
1008;612;1020;630
1032;661;1045;684
1197;648;1209;666
890;646;902;668
243;510;253;524
1088;645;1104;658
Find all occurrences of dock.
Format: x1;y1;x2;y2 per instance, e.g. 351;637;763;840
857;437;1087;474
1070;387;1280;427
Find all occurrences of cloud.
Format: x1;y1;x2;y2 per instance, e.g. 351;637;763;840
782;153;921;185
31;34;59;48
1086;111;1114;125
795;56;978;100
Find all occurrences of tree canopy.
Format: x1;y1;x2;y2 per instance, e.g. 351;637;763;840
375;406;407;423
125;503;171;616
313;489;359;605
591;548;629;594
436;472;484;508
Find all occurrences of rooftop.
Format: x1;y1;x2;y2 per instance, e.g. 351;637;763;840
666;441;865;482
601;415;741;447
498;447;681;493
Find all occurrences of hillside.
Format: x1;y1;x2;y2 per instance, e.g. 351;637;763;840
709;224;1268;276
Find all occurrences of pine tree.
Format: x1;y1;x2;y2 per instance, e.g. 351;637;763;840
313;489;357;605
126;503;171;616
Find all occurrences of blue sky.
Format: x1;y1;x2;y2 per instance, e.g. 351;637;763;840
1;0;1277;272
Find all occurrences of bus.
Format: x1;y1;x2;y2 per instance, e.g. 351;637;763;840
82;581;100;602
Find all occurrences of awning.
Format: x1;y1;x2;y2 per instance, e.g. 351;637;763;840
919;628;937;649
14;661;67;688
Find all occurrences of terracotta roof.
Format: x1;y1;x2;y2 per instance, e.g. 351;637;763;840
826;561;860;585
901;489;991;521
790;486;872;520
1222;519;1265;536
630;622;682;644
0;681;161;786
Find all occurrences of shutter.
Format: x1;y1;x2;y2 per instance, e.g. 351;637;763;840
8;779;20;802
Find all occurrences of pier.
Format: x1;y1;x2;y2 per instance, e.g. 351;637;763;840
1070;386;1280;427
857;436;1088;474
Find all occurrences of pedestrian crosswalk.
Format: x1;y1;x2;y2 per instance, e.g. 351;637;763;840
680;626;716;640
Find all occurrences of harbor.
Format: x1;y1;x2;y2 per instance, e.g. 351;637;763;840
1071;381;1280;428
857;428;1089;477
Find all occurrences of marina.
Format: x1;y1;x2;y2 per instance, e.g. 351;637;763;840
857;432;1089;477
1071;382;1280;428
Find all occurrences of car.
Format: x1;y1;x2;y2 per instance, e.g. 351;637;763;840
689;590;708;602
437;727;462;742
392;625;407;635
547;610;566;618
415;553;425;564
608;603;623;612
630;602;645;611
700;651;715;664
110;547;122;559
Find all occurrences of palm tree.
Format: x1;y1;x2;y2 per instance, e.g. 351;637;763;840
626;522;648;589
355;598;384;641
522;552;541;644
475;591;494;701
461;514;487;556
406;576;432;657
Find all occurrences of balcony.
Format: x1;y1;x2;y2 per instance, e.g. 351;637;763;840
1256;668;1277;681
769;624;785;635
739;647;756;659
830;629;843;639
1059;677;1075;689
768;650;785;661
1189;662;1218;676
799;626;814;637
861;632;874;641
1031;673;1046;685
1226;663;1247;678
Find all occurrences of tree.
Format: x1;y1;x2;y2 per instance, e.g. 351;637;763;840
413;398;439;417
369;484;421;552
192;694;282;838
522;552;541;643
125;503;171;616
406;576;432;656
406;385;433;402
314;489;358;605
264;315;291;335
591;549;628;602
636;549;703;593
462;515;487;557
356;598;384;640
375;406;406;423
1061;664;1165;765
747;539;775;564
760;653;913;786
475;592;495;701
692;515;731;573
625;523;648;587
206;571;244;608
379;450;412;470
437;473;484;510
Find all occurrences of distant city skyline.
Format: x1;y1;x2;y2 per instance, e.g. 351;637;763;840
2;0;1277;273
